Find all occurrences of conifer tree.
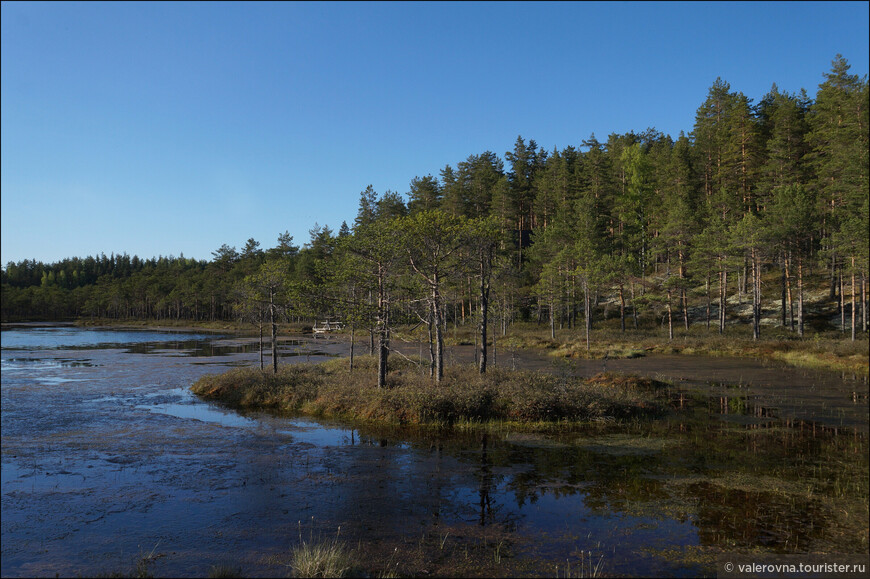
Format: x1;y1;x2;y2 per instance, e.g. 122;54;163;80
807;55;869;301
348;216;403;388
402;210;464;382
407;175;442;214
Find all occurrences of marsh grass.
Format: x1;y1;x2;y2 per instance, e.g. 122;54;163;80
285;521;359;579
556;551;606;578
192;357;666;427
421;316;867;375
94;542;162;578
289;537;354;578
503;323;869;375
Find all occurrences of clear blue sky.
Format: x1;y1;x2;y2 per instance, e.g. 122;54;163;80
2;1;868;265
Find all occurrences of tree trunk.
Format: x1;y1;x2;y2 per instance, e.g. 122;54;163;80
259;320;264;371
427;307;435;378
349;322;355;372
706;274;711;330
549;297;555;341
785;252;794;331
478;249;491;374
570;274;577;329
474;327;478;367
862;270;867;333
681;288;689;331
491;315;497;368
631;280;638;329
377;264;388;389
840;271;845;334
758;254;763;338
851;257;856;342
378;326;388;388
678;247;688;331
667;288;674;341
432;280;444;383
780;253;787;327
517;221;522;270
719;266;727;334
584;282;591;352
503;296;509;336
753;250;761;340
270;292;278;375
619;284;626;333
798;256;804;337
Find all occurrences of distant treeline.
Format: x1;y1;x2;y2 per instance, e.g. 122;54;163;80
2;55;868;347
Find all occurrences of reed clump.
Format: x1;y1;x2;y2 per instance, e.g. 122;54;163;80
191;356;665;427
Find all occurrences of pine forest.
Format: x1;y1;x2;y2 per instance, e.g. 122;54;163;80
3;56;868;367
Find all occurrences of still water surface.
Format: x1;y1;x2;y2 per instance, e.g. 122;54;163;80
2;326;867;577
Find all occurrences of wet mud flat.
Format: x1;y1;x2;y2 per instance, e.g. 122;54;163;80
2;327;868;577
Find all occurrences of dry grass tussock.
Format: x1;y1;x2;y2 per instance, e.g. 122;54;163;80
191;356;665;426
289;536;354;578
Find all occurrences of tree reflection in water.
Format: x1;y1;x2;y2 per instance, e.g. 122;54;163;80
478;433;493;526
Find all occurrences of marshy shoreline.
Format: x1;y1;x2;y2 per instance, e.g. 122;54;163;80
68;317;870;376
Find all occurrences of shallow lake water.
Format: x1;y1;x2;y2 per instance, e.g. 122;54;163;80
1;326;867;577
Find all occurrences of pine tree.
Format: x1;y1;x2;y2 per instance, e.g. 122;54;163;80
693;78;741;218
247;259;291;374
464;216;502;373
807;55;869;302
758;84;810;194
407;175;442;214
347;217;404;388
655;132;700;330
401;209;464;382
765;184;817;336
354;185;378;228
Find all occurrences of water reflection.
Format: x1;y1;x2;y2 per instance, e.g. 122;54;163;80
339;401;867;560
2;357;98;368
0;327;219;350
477;433;495;526
1;327;867;578
1;327;342;362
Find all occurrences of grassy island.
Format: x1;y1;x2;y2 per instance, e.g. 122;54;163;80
191;355;668;428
